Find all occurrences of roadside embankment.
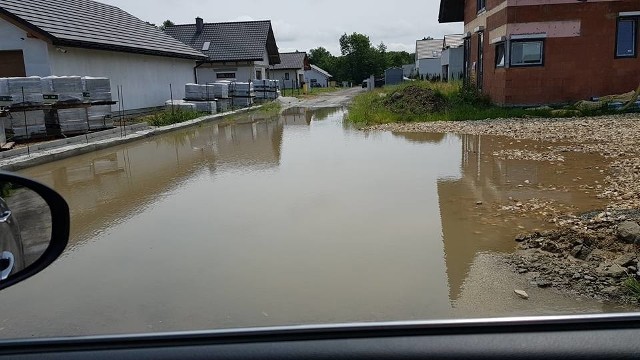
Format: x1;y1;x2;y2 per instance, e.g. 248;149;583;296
368;114;640;304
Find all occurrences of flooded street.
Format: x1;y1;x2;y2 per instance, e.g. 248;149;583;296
0;105;627;339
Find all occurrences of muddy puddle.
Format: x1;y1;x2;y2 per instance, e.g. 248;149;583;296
0;108;627;339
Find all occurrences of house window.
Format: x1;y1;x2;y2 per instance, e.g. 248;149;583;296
510;40;544;67
495;42;506;68
256;70;263;80
217;73;236;79
285;73;290;80
477;0;486;13
616;18;637;58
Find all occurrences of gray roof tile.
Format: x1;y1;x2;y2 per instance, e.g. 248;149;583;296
270;52;308;70
164;21;280;64
0;0;206;59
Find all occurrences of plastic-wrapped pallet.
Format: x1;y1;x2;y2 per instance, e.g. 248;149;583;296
165;99;197;111
8;110;46;139
232;97;254;108
187;101;217;114
41;76;84;103
185;84;207;101
57;108;88;134
232;82;255;97
82;77;112;102
209;82;229;99
216;98;231;113
87;105;113;130
5;77;44;106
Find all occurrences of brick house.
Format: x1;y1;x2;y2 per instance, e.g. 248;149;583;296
439;0;640;106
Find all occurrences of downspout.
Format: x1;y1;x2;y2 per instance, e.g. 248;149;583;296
194;62;206;84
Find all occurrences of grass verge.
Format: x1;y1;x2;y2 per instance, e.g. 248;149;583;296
346;81;623;126
624;277;640;299
146;109;206;127
292;87;341;99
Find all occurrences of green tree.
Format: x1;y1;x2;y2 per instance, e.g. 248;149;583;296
159;20;175;31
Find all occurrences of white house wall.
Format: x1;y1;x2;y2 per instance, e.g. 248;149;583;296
444;47;464;81
270;69;304;89
0;18;52;76
48;45;196;111
304;69;330;87
416;58;442;78
197;48;272;84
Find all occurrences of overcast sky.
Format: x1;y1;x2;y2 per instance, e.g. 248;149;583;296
98;0;462;55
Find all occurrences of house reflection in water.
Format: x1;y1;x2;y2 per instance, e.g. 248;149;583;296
437;134;605;302
20;115;286;246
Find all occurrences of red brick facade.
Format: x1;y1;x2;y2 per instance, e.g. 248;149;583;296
463;0;640;105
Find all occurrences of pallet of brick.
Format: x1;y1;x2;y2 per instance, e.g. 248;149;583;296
82;77;112;102
2;77;44;106
57;108;88;134
87;105;114;130
232;97;254;108
165;99;197;111
7;110;47;139
231;82;255;97
216;98;231;113
41;76;84;104
209;82;230;99
187;101;217;114
185;84;205;101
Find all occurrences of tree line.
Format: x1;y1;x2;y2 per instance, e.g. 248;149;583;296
309;33;415;84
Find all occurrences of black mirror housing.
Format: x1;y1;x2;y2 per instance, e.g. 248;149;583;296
0;172;70;291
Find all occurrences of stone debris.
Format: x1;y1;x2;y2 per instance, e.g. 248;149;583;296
514;290;530;300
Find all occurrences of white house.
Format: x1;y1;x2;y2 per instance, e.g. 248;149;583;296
415;38;444;80
441;34;465;82
268;52;310;90
0;0;206;112
165;19;281;84
305;65;332;88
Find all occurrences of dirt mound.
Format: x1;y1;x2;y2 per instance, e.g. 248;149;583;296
383;86;447;115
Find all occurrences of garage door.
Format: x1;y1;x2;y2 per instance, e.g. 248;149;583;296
0;50;27;77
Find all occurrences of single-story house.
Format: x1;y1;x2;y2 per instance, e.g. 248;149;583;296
305;65;332;88
441;34;464;81
439;0;640;106
269;51;310;89
165;19;281;84
415;38;444;80
0;0;206;112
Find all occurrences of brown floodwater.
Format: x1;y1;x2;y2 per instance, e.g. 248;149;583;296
0;107;627;339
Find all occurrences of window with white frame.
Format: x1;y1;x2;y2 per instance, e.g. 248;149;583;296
510;40;544;67
616;17;637;58
495;42;506;68
477;0;486;13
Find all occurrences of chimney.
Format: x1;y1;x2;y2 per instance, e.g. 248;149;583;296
196;17;204;34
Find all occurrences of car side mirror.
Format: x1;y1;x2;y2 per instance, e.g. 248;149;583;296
0;172;70;291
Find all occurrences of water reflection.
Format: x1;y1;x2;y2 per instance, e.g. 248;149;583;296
3;107;613;339
21;115;285;246
438;134;606;301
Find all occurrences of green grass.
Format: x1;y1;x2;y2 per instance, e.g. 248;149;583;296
255;100;282;114
146;109;206;127
624;277;640;299
345;81;621;126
